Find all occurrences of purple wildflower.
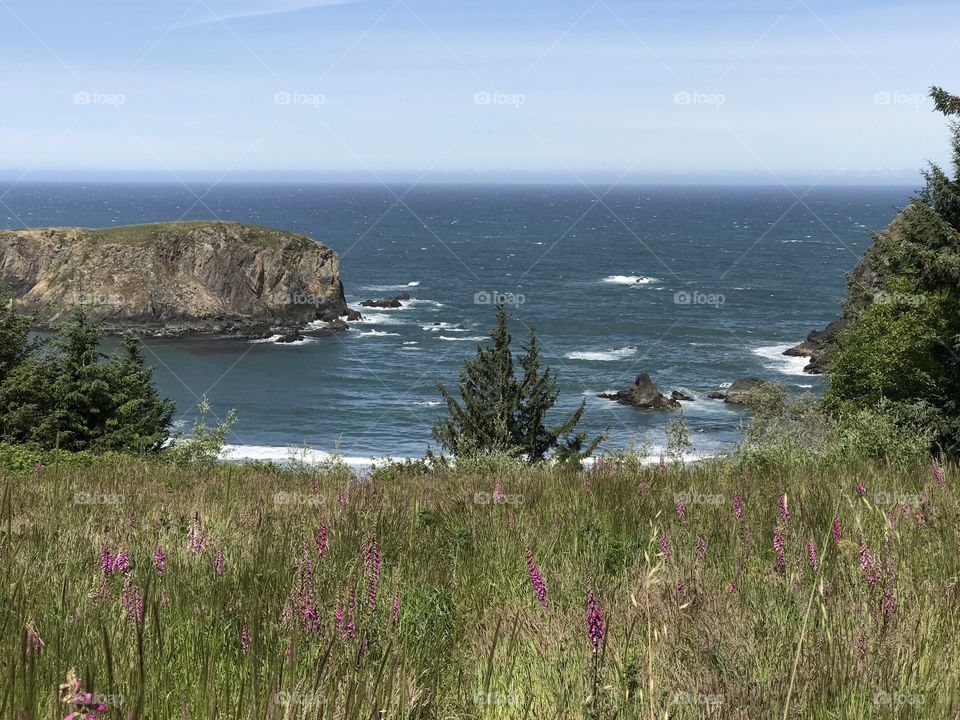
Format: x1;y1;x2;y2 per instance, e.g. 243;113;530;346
315;524;328;558
153;545;166;574
100;547;113;575
933;464;944;485
240;627;250;654
659;533;671;562
832;516;841;544
112;549;129;575
696;533;707;557
726;581;736;593
807;539;817;571
525;547;548;608
778;493;790;522
855;479;866;498
658;453;666;473
214;549;225;578
33;462;42;474
772;530;786;571
493;481;504;503
882;589;897;616
120;580;143;624
859;542;877;586
732;492;744;520
675;498;686;519
585;588;605;654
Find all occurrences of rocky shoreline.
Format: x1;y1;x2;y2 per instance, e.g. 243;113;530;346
599;374;767;409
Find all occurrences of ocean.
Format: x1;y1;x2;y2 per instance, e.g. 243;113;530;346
0;182;913;464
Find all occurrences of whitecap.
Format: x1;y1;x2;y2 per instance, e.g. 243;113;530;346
753;344;809;376
439;335;486;342
414;400;442;407
354;330;401;338
565;347;637;361
602;275;657;285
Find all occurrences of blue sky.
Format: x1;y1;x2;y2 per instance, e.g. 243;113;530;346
0;0;957;183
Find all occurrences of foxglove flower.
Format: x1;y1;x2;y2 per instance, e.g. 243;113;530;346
585;588;605;654
525;547;548;608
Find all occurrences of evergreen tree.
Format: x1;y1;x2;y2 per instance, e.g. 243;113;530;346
433;306;603;463
0;288;34;386
0;304;175;452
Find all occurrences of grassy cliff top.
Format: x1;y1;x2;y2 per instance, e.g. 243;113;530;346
1;221;315;249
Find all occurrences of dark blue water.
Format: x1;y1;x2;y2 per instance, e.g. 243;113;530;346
0;182;912;462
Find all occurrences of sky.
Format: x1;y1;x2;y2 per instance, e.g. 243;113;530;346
0;0;957;184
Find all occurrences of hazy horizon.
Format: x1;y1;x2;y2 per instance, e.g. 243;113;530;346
1;0;957;187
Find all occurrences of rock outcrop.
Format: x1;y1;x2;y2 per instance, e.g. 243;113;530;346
0;221;351;335
723;377;767;404
360;293;410;309
599;374;681;409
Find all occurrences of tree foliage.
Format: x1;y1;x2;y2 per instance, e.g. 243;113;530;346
0;298;175;452
432;306;604;463
823;86;960;454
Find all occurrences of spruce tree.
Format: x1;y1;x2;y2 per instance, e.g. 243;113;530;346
433;306;603;463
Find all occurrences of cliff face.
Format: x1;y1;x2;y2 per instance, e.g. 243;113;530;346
0;221;349;335
785;207;913;373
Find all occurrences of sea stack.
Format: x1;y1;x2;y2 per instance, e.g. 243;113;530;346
0;221;350;336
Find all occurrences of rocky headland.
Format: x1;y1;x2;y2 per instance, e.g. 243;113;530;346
0;221;358;338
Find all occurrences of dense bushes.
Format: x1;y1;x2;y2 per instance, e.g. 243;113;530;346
0;299;175;453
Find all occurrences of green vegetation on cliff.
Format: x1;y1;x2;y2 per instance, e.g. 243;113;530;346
823;86;960;455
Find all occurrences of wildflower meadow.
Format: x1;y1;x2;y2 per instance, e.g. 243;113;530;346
1;453;958;717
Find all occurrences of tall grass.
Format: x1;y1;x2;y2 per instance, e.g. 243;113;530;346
1;452;958;717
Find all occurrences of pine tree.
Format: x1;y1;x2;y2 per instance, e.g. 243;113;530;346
433;306;603;463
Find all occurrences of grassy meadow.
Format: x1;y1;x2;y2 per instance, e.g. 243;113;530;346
1;452;958;718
